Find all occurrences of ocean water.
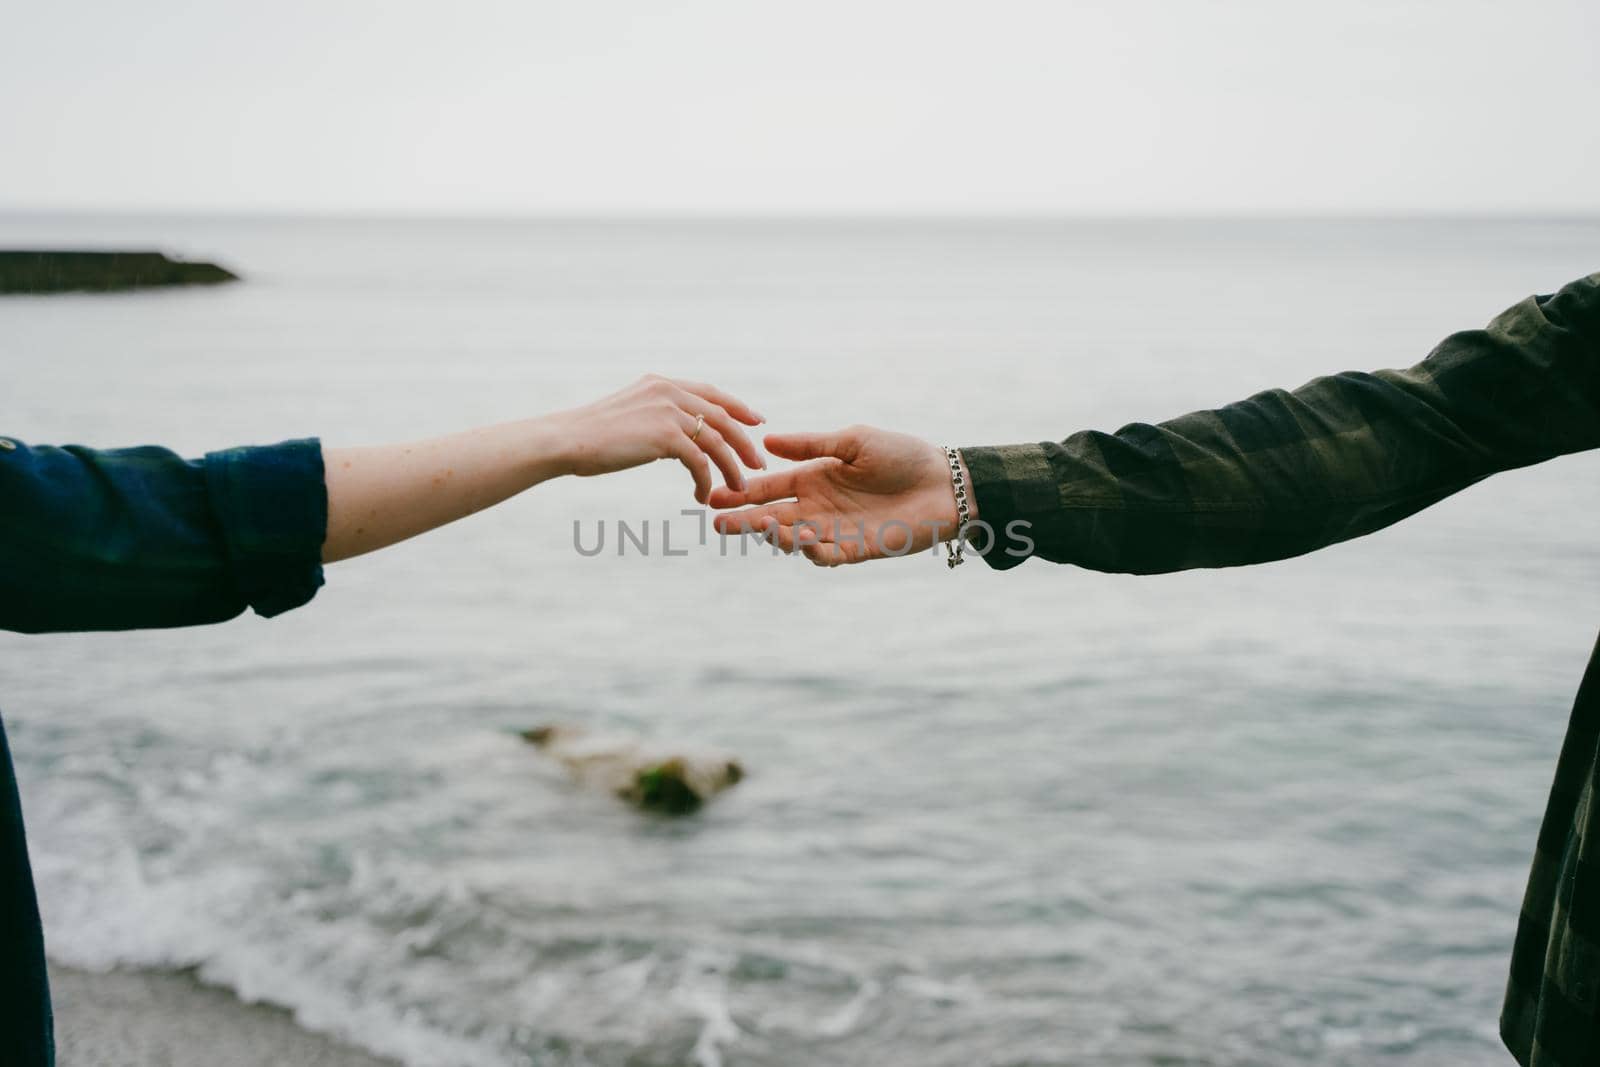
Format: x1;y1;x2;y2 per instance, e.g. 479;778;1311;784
1;215;1598;1067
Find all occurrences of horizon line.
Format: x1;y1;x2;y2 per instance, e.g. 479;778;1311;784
2;205;1598;226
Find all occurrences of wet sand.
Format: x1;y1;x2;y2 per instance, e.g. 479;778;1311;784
49;964;399;1067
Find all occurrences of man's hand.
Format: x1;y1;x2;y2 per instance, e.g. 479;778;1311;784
709;425;972;566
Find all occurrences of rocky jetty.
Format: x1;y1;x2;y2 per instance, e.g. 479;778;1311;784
0;250;239;294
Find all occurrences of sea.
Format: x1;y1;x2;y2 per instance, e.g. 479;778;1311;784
1;214;1597;1067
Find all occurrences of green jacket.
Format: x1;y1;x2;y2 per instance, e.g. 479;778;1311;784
963;272;1600;1066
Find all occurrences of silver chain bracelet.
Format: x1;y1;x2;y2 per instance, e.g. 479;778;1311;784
942;446;971;569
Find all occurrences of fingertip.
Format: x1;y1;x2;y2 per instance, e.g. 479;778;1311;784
763;432;801;460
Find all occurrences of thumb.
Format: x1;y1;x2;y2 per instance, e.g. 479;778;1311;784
764;427;863;463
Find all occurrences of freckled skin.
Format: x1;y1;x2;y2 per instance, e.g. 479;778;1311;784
318;375;764;563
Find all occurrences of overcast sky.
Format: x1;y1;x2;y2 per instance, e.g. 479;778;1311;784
3;0;1596;216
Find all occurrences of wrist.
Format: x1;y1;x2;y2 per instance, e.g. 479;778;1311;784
923;445;977;545
913;443;954;541
521;412;579;484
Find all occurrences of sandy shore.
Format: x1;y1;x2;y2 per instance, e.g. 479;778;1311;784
49;963;399;1067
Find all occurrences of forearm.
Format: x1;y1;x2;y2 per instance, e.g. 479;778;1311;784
965;272;1600;573
2;376;760;633
322;416;569;563
321;373;764;562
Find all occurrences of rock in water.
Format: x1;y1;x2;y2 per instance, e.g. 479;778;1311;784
0;251;239;294
520;724;744;815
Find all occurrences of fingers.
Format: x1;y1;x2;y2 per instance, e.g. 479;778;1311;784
679;411;746;494
801;540;857;568
714;510;844;565
672;387;765;472
633;376;765;499
726;514;871;566
771;519;914;565
666;435;715;504
672;379;764;427
711;502;802;536
758;515;824;554
708;468;799;509
764;428;862;464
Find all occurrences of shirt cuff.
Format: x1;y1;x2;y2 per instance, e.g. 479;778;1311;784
202;438;328;618
959;443;1056;571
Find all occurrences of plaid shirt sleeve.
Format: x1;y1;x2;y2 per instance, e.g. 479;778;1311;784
961;272;1600;573
0;437;327;633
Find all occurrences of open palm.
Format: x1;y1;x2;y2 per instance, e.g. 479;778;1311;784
709;426;963;566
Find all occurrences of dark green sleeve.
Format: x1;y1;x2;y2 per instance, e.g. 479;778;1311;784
961;272;1600;573
0;437;327;633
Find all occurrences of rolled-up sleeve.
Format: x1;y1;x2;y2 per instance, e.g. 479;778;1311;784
0;437;327;633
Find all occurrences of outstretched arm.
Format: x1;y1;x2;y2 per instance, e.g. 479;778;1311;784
713;273;1600;570
323;376;763;562
0;375;762;633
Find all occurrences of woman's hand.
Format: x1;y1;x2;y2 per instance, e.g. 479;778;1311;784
322;375;765;563
544;375;766;503
708;425;971;566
